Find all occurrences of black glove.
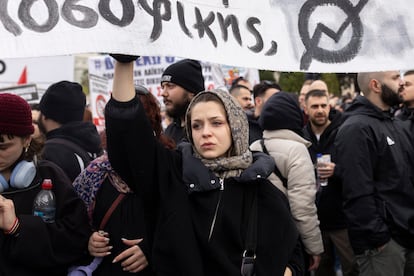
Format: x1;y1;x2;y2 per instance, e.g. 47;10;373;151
109;54;140;63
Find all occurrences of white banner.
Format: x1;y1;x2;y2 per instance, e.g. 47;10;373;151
1;1;412;72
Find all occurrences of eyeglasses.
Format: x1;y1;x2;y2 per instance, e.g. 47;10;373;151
135;85;150;95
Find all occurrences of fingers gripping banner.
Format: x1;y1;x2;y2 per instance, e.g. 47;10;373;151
0;0;413;72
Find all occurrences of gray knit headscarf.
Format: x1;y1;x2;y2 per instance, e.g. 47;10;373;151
185;89;253;179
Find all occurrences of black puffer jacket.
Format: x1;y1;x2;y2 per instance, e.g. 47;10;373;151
334;95;414;254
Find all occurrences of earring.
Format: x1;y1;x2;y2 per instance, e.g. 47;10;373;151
25;146;29;153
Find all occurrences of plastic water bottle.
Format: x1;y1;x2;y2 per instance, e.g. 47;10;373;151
33;179;56;223
316;153;331;187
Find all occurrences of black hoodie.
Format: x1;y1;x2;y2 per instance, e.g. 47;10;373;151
334;95;414;254
43;121;102;181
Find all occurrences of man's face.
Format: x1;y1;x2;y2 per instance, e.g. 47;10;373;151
400;74;414;107
233;87;253;111
161;82;193;119
380;71;404;106
304;96;330;127
379;71;404;107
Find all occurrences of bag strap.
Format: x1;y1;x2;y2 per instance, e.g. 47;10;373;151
260;139;288;188
99;193;125;229
241;185;258;276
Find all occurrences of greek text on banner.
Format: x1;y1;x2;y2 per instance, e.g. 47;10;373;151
0;0;413;72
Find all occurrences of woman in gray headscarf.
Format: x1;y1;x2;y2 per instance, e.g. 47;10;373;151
98;55;304;276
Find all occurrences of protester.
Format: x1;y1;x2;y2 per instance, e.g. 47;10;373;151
161;59;205;144
303;89;358;276
73;85;175;275
38;81;102;182
248;80;281;144
397;70;414;120
335;71;414;276
105;56;304;276
0;93;91;275
250;91;323;273
229;83;254;111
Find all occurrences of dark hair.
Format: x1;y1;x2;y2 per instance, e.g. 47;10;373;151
231;76;246;87
305;89;328;102
229;84;251;95
404;70;414;77
138;90;175;150
252;81;281;99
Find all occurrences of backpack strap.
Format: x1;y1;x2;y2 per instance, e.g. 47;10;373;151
46;138;92;171
260;139;288;188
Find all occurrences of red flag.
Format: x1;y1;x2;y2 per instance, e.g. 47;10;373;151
17;66;27;84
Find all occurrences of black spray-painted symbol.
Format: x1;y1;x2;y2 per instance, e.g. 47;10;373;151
298;0;368;70
223;0;229;8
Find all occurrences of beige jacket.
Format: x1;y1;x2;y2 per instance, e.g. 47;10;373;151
250;129;323;255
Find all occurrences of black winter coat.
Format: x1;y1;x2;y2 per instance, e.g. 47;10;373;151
334;95;414;254
303;113;347;231
105;96;304;276
0;160;91;276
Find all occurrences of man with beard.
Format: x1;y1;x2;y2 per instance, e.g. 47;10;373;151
160;59;205;144
38;81;102;181
397;70;414;120
303;89;358;276
334;71;414;276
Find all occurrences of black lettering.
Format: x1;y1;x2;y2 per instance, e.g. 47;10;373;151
299;0;367;70
217;12;241;46
99;0;134;27
0;60;5;74
177;1;192;38
138;0;171;41
0;0;22;36
246;17;263;53
61;0;98;28
265;41;278;56
193;8;217;47
18;0;59;32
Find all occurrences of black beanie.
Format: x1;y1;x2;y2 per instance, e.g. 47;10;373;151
39;81;86;124
161;59;205;94
259;92;304;136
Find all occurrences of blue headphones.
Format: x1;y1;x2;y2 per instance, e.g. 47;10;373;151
0;160;36;192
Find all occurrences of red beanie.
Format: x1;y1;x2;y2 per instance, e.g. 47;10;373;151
0;93;34;136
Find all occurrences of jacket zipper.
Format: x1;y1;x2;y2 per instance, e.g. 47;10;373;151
208;178;224;241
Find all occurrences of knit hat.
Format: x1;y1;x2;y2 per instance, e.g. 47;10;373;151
161;59;205;94
0;93;34;136
259;91;304;136
39;81;86;124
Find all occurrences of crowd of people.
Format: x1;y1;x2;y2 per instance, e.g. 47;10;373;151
0;55;414;276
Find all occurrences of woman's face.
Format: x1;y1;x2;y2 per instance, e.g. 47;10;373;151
190;101;232;159
0;134;29;176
